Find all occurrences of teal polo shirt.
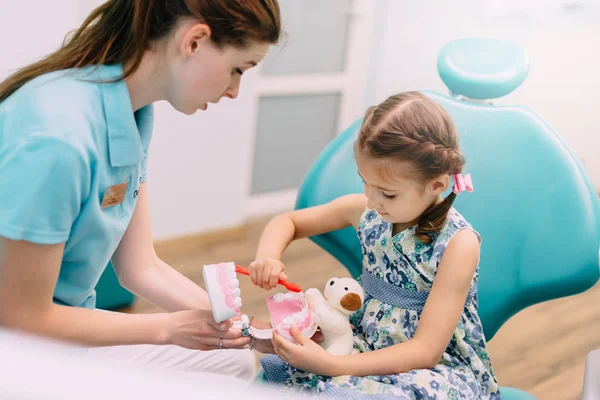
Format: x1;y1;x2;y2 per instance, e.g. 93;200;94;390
0;64;153;309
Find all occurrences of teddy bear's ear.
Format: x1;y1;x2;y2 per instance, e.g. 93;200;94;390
340;293;362;312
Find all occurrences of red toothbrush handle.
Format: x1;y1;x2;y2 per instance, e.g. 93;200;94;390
235;265;302;292
281;281;302;293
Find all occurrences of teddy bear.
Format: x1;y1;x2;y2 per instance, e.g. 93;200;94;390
304;277;364;356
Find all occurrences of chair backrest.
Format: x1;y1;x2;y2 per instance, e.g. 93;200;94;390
295;90;600;340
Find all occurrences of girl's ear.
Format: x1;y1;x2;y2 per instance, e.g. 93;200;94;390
427;174;450;196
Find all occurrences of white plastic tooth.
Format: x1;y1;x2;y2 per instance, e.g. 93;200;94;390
233;288;241;297
293;312;304;322
228;269;237;279
231;278;239;288
241;315;250;324
300;307;308;318
284;293;295;301
234;297;242;308
273;293;285;302
283;317;293;327
227;263;235;273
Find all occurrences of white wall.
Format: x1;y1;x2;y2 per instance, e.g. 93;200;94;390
147;88;257;240
0;0;79;81
369;0;600;188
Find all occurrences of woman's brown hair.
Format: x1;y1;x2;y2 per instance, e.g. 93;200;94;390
355;91;465;244
0;0;281;102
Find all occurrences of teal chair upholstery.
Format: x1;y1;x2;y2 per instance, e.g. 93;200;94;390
436;37;530;100
284;38;600;398
94;262;135;310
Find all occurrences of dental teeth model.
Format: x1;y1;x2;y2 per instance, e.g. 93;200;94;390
267;291;317;344
203;262;315;343
203;262;244;323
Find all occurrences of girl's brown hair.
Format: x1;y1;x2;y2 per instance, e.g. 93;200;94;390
0;0;281;102
355;91;465;244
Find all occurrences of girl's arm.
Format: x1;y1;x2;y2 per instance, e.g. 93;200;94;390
111;183;211;312
329;229;481;376
250;194;367;289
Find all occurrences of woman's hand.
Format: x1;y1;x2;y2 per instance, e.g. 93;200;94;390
272;326;338;376
248;258;288;290
165;309;250;350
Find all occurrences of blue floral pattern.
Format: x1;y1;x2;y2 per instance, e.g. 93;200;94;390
261;207;500;399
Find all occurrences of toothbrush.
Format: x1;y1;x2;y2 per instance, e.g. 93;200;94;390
235;265;302;292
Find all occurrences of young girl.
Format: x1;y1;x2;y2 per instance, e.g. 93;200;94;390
249;92;501;399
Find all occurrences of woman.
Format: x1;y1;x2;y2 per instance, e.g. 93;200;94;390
0;0;280;381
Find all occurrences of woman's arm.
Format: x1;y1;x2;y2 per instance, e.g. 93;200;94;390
111;183;211;312
0;237;169;346
250;194;367;289
330;229;481;376
0;236;246;349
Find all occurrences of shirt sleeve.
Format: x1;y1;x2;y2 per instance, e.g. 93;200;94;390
0;135;90;244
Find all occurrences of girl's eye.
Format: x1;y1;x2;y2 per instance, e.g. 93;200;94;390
383;193;396;200
234;68;244;75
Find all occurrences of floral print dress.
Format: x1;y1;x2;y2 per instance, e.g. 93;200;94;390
261;207;501;399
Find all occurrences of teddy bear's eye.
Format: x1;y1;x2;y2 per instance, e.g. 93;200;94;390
344;287;348;291
329;281;335;286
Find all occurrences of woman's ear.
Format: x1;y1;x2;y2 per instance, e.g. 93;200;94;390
427;174;450;196
179;22;212;58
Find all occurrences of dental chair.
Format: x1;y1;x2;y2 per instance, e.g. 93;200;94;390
94;263;135;310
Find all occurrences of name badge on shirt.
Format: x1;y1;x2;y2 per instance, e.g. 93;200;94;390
101;179;129;209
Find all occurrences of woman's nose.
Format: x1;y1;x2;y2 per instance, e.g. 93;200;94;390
224;79;241;99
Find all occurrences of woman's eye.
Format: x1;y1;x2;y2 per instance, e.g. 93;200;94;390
234;68;244;75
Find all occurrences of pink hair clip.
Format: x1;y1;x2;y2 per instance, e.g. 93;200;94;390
452;173;474;195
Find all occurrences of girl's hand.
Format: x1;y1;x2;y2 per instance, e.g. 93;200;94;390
248;258;288;290
250;321;325;354
272;325;338;376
